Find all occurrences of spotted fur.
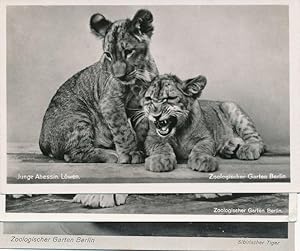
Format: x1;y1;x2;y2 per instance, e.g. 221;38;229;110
142;74;265;172
39;9;158;163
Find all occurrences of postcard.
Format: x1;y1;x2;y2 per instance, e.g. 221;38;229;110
0;221;295;250
0;193;297;222
1;0;300;194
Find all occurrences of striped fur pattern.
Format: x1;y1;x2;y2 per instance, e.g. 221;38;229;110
39;9;158;164
142;74;265;172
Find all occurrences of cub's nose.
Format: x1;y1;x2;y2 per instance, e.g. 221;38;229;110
152;114;161;121
112;61;127;78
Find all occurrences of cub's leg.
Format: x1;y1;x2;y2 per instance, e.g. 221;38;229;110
73;194;128;208
101;95;144;164
188;137;218;172
41;121;118;163
134;118;149;151
220;102;264;160
144;134;177;172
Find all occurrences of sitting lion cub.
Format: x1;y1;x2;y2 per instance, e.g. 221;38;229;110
143;74;265;172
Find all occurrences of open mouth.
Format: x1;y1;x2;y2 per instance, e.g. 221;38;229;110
154;116;177;137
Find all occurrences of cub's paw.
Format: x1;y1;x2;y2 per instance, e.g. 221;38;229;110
104;150;119;163
195;193;233;200
73;194;128;208
145;154;176;172
236;143;263;160
8;194;33;199
119;151;144;164
188;154;218;172
219;137;244;158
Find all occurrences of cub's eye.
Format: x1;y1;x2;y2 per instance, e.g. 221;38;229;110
145;96;151;101
168;96;178;100
124;48;135;59
104;51;113;61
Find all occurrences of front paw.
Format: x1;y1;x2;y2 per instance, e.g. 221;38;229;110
188;154;218;172
195;193;233;200
236;143;262;160
73;194;128;208
119;151;144;164
8;194;33;199
145;154;176;172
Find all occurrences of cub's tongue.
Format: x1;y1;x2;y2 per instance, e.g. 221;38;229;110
157;126;171;136
160;126;169;132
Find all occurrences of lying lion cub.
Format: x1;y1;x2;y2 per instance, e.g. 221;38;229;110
143;74;265;172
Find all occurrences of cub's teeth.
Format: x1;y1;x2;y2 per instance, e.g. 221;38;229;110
158;127;167;131
159;120;168;127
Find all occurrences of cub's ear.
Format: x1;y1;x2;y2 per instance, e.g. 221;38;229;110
90;13;112;38
183;75;207;98
130;9;154;38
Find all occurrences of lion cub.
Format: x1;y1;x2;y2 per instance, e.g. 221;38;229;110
142;74;265;172
39;9;158;164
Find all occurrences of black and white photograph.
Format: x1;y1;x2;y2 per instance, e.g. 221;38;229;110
3;193;294;222
1;1;300;251
2;0;299;193
0;222;294;250
5;193;296;221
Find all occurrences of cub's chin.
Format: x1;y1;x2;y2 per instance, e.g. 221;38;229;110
117;70;137;85
154;116;177;138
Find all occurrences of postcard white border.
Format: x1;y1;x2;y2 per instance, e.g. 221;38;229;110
1;0;300;193
0;212;293;223
0;195;5;221
289;193;298;221
2;183;299;194
0;0;291;6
